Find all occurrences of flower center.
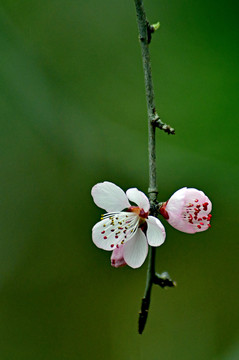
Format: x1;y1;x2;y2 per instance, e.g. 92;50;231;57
128;206;149;219
183;199;212;229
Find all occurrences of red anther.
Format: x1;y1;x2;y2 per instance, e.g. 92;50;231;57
198;218;202;221
116;244;119;248
200;222;204;225
197;225;201;229
111;229;115;232
115;235;118;239
101;231;105;234
208;224;211;228
203;217;207;220
196;205;201;208
110;244;114;248
104;236;107;239
203;202;208;211
195;199;199;202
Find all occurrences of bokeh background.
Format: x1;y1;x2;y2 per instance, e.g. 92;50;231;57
0;0;238;359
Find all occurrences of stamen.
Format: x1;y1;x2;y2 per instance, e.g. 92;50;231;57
203;202;208;211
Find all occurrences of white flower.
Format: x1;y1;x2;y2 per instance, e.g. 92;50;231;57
91;181;166;268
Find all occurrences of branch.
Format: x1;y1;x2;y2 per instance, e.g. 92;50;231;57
134;0;157;197
138;245;155;334
134;0;176;334
134;0;158;334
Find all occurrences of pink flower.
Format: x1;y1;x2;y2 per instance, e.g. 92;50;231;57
91;181;166;269
159;187;212;234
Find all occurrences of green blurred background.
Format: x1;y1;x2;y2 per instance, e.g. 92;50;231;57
0;0;238;359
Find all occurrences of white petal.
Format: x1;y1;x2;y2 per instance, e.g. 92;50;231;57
91;182;130;212
146;216;166;246
123;229;148;268
92;219;118;250
126;188;150;212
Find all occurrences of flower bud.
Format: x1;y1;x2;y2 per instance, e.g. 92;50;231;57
160;187;212;234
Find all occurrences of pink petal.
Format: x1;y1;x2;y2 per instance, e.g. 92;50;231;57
146;216;166;246
123;229;148;268
91;182;130;212
126;188;150;212
166;187;212;234
111;245;127;268
165;187;187;215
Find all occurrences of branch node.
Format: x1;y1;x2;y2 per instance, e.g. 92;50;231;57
146;22;152;44
138;297;149;334
148;188;158;195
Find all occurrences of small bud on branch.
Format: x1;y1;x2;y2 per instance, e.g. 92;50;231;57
152;116;175;135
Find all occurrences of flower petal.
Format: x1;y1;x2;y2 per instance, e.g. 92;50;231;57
111;245;127;268
123;229;148;268
91;182;130;212
126;188;150;212
92;218;121;250
166;187;187;214
146;216;166;246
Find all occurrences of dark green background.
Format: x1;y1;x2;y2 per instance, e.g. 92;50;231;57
0;0;238;359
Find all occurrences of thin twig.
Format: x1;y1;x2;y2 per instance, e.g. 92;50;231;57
134;0;176;334
134;0;157;334
134;0;157;198
152;116;175;135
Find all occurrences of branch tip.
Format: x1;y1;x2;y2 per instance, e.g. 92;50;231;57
152;117;175;135
154;272;177;288
150;21;160;32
